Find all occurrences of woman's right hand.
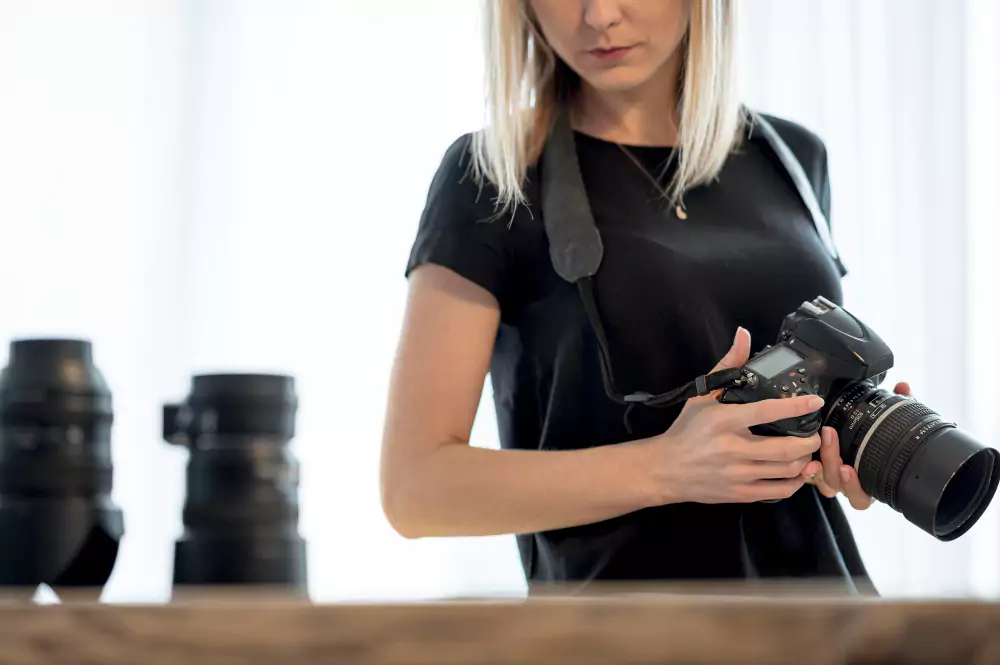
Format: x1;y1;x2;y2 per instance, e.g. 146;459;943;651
647;327;825;505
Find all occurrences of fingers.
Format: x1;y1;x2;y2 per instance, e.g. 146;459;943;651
801;459;823;478
740;454;815;480
805;471;839;498
735;425;874;508
839;465;873;510
692;328;752;406
735;432;821;463
807;468;871;507
739;476;807;503
893;381;911;397
741;465;870;505
807;427;873;509
724;395;825;430
711;327;752;373
819;426;842;492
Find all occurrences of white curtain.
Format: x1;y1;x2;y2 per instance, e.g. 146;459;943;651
0;0;997;602
739;0;1000;598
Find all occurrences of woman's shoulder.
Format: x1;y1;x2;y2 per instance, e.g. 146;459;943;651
424;133;483;216
406;132;545;308
753;113;829;179
423;132;542;226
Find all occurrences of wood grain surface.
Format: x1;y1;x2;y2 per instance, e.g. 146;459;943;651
2;592;1000;665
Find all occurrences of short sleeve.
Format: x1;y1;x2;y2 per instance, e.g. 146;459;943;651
406;134;513;305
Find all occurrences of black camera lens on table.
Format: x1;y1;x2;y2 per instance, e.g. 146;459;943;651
0;339;124;597
163;373;308;594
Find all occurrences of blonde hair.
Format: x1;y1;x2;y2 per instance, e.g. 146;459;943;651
472;0;744;211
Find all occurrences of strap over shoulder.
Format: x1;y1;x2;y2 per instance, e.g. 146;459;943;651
538;105;605;283
538;104;847;283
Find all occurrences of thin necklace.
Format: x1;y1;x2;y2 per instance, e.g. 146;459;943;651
617;144;688;220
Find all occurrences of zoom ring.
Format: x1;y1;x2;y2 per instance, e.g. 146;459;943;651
858;401;935;502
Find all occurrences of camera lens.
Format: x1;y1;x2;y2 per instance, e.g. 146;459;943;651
827;382;999;540
164;373;307;593
0;339;124;590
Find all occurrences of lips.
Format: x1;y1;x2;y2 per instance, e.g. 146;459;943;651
587;45;635;62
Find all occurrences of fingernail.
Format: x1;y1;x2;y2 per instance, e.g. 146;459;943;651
840;466;851;484
734;327;745;344
810;396;825;410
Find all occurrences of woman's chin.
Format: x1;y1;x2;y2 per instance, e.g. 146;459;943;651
578;67;658;95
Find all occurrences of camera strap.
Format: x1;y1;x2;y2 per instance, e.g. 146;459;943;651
538;104;844;430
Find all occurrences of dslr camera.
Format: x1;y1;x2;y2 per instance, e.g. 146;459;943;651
721;296;999;541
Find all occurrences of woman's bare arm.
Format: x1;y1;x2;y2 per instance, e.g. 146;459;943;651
379;264;661;538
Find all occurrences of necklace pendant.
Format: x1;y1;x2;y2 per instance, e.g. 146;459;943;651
675;204;688;220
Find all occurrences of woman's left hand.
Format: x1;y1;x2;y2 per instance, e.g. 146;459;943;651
802;382;913;510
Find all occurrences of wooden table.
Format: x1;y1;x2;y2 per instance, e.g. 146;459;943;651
2;586;999;664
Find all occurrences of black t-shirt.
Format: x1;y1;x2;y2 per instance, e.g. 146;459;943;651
406;115;873;593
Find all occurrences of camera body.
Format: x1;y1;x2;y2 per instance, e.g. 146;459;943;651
720;296;894;437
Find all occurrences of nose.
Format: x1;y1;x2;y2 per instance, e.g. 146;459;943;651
582;0;623;31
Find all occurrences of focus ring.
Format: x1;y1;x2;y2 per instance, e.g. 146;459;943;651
184;501;299;528
859;401;933;501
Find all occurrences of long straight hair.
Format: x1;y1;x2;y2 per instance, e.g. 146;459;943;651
471;0;744;212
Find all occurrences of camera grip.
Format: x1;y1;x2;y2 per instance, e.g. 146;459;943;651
719;386;822;438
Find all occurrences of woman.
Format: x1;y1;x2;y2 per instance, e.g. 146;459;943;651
381;0;910;592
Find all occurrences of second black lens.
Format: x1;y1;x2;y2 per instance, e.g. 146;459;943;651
164;373;307;593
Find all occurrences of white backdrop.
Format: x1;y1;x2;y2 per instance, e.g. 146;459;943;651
0;0;997;602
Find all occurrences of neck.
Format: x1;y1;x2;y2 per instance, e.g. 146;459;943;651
570;54;683;147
